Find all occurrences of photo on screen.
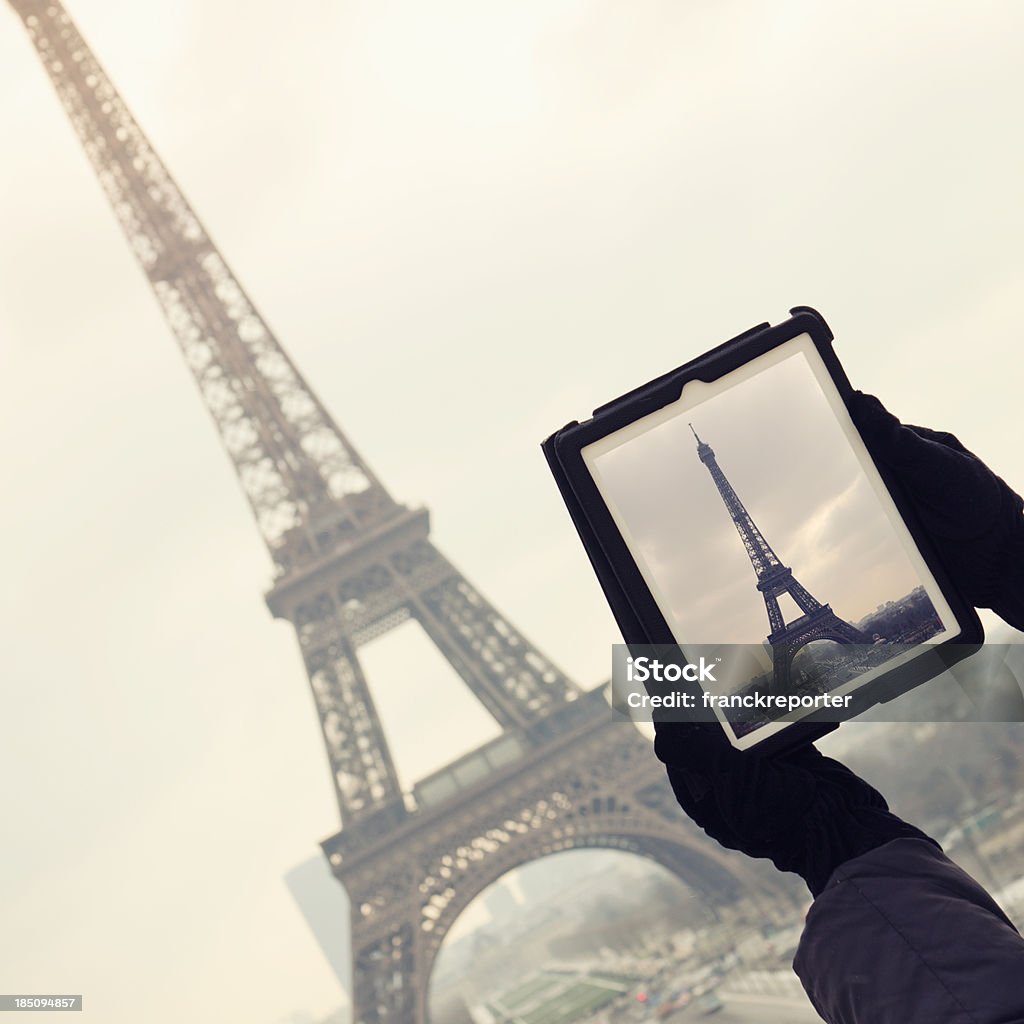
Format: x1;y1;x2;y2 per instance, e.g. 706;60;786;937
582;334;958;746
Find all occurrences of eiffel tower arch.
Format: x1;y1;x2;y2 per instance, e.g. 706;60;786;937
9;5;792;1021
319;688;773;1024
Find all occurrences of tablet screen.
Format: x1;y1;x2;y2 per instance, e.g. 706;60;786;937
581;333;959;747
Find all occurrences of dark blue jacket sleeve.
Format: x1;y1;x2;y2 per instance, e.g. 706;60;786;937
794;838;1024;1023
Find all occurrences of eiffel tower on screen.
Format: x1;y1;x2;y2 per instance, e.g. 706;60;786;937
690;424;867;692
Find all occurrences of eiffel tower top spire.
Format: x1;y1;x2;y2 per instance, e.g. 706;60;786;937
8;0;399;577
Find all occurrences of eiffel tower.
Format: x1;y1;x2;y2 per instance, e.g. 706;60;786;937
9;4;788;1020
690;425;867;692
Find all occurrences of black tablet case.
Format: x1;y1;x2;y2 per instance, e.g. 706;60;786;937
542;307;984;754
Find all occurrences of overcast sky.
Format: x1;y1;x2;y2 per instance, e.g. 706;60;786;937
2;1;1024;1023
591;345;933;643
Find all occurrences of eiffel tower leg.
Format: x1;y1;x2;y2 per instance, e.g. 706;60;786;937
763;592;786;637
351;919;420;1024
771;644;794;698
396;542;580;726
296;597;405;820
786;578;824;616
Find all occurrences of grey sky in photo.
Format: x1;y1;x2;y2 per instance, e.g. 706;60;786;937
592;349;927;643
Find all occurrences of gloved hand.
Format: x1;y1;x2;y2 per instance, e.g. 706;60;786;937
653;719;936;896
654;392;1024;894
847;391;1024;631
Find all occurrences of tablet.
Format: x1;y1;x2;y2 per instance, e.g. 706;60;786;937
542;307;983;753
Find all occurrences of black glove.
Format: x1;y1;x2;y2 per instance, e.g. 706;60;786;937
653;718;935;896
847;391;1024;631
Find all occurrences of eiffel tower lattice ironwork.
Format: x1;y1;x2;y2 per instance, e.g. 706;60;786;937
8;3;790;1020
690;425;867;691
